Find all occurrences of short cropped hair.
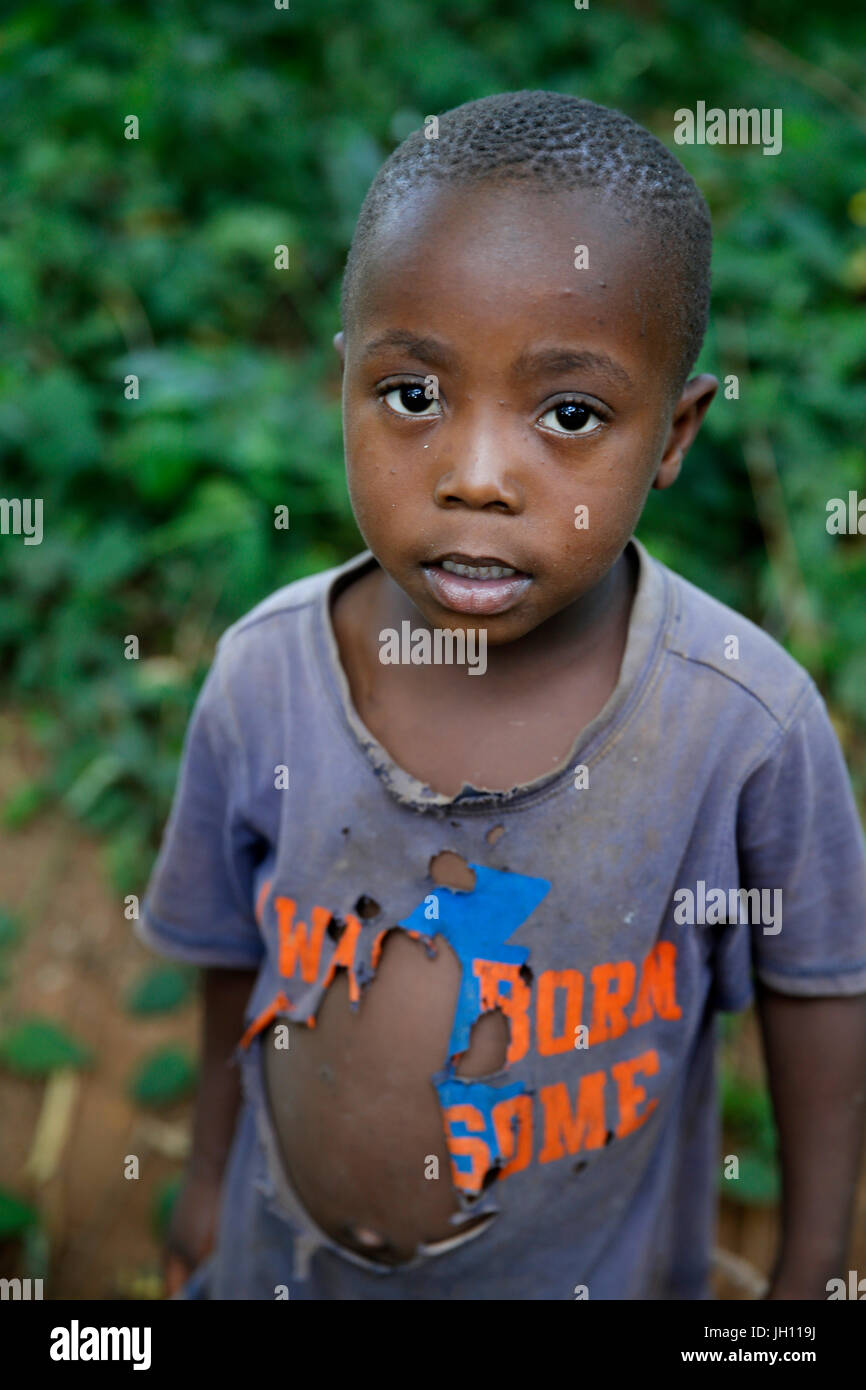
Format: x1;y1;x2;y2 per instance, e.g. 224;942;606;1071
340;90;712;392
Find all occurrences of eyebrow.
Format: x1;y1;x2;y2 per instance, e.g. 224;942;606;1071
511;347;633;390
361;330;458;371
362;332;633;391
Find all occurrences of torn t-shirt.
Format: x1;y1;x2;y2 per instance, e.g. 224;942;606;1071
137;536;866;1300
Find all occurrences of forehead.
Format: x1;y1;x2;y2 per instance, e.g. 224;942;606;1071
351;180;678;382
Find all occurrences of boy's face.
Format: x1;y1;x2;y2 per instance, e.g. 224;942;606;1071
336;181;715;646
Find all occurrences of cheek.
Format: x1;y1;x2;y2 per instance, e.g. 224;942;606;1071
541;456;653;588
344;450;417;561
549;449;650;531
344;403;438;537
344;420;393;508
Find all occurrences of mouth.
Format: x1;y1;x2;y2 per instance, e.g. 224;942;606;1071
422;552;533;616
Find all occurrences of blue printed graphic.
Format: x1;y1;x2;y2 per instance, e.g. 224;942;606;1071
398;862;550;1057
433;1075;528;1185
399;863;550;1187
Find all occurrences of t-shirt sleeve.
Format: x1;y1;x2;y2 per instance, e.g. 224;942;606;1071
713;680;866;1009
135;639;266;970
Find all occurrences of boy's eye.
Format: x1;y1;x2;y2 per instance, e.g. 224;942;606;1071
539;400;602;436
381;384;442;417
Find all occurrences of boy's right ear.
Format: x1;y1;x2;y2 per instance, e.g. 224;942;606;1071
333;331;346;370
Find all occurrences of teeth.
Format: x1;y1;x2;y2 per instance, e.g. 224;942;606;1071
440;560;516;579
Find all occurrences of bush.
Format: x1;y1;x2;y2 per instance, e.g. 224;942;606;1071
1;1;864;896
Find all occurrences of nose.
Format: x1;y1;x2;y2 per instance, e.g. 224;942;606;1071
432;410;524;513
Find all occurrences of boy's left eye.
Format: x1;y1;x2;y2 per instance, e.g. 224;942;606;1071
539;400;603;436
381;384;442;417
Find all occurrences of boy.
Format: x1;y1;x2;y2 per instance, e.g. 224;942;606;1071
137;91;866;1300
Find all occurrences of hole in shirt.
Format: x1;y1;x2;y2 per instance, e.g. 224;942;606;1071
354;894;381;919
480;1162;503;1192
327;914;346;941
453;1007;509;1079
344;1223;388;1250
486;824;505;846
429;850;476;892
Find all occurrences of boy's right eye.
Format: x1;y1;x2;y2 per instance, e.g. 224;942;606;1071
380;383;442;417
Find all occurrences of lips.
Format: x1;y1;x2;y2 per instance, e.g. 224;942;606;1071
422;553;532;616
435;552;524;568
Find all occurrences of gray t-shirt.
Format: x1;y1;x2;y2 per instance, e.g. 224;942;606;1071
138;537;866;1300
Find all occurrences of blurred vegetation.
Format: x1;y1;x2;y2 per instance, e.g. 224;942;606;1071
128;1046;196;1107
0;1016;93;1076
718;1067;780;1205
0;0;864;913
124;963;195;1016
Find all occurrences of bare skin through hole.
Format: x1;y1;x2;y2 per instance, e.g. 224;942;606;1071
486;825;505;846
429;850;476;892
262;925;501;1265
454;1008;509;1078
346;1224;387;1249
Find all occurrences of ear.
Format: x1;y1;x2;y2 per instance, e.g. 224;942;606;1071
653;373;717;490
333;330;346;371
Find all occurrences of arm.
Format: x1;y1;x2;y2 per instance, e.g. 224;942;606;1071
163;965;257;1294
187;966;255;1177
756;984;866;1299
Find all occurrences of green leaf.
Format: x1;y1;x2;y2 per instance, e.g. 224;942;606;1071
0;1019;93;1077
129;1047;196;1107
145;479;258;556
152;1173;184;1240
64;754;125;819
0;1186;38;1240
720;1069;775;1144
1;781;49;830
125;965;194;1016
720;1150;780;1206
0;909;23;950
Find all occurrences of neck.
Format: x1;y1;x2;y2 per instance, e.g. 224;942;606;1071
376;545;638;687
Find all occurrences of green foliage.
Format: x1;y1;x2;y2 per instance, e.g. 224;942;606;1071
22;1222;50;1280
719;1066;781;1206
0;1018;93;1076
1;2;864;880
0;909;22;951
0;908;23;990
1;781;50;830
729;1152;780;1206
125;964;194;1015
129;1047;196;1107
152;1173;183;1241
0;1186;37;1240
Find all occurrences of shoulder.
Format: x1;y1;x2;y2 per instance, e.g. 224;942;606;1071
193;551;374;754
644;546;818;737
